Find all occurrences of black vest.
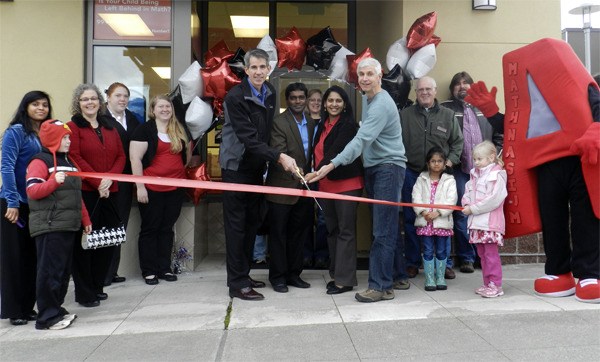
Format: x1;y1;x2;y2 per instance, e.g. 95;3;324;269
28;151;83;237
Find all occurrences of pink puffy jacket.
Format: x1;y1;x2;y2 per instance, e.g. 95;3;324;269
462;163;508;234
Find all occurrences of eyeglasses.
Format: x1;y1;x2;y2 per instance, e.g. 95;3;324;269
288;96;306;101
308;99;321;103
79;97;99;102
416;88;434;94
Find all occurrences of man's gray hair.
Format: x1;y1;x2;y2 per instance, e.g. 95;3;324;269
244;48;270;67
416;76;437;90
357;57;382;75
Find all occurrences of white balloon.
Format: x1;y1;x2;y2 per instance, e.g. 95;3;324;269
178;61;203;104
406;44;436;79
329;45;354;82
257;35;278;75
185;96;213;140
386;37;410;72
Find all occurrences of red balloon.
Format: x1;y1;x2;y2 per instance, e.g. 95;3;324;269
186;163;210;205
276;27;306;71
346;48;373;85
201;60;241;100
406;12;437;50
205;40;234;68
427;34;442;47
201;60;241;116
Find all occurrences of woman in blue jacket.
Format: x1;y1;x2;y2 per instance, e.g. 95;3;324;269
0;91;52;326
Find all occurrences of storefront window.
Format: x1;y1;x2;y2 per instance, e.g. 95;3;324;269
93;0;172;41
276;2;348;46
207;2;269;50
199;1;352;179
93;46;171;123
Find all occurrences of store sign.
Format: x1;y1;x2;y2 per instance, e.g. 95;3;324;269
94;0;171;41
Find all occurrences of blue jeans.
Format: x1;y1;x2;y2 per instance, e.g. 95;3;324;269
422;235;449;261
253;234;267;261
402;168;421;268
364;164;404;291
448;169;476;267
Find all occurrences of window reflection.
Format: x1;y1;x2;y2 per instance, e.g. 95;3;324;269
93;46;171;123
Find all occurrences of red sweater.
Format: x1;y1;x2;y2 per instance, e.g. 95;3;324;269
68;119;126;192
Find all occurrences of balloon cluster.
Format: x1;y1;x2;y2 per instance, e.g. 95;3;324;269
381;11;441;109
386;12;440;81
178;14;442;142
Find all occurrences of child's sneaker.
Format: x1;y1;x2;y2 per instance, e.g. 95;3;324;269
575;279;600;304
481;282;504;298
475;285;487;295
534;273;576;297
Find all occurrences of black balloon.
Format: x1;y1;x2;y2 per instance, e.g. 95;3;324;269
381;64;412;110
306;27;341;70
228;47;247;80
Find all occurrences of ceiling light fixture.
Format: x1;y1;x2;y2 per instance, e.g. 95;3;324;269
230;16;269;38
152;67;171;79
98;13;153;37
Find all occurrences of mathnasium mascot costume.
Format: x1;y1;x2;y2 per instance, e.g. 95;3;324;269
465;38;600;303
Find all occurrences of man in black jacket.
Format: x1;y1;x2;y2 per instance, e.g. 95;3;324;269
441;71;503;277
220;49;297;301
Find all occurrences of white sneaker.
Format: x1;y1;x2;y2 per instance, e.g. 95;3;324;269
48;318;72;330
63;314;77;322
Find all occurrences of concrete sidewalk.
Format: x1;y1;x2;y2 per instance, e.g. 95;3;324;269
1;256;599;361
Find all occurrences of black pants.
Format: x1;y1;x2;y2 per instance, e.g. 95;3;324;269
221;169;265;290
72;191;118;303
538;157;600;279
105;181;133;284
35;231;74;329
268;198;312;285
137;188;184;277
0;199;36;320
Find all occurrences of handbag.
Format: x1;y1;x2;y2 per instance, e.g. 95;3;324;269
81;199;126;250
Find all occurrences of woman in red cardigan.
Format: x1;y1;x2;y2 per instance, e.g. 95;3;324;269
67;84;125;307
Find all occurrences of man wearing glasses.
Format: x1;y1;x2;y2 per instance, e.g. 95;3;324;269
400;76;463;280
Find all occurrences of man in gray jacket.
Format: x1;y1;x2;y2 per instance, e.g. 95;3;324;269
400;76;463;280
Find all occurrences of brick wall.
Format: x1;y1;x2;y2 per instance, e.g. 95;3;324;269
500;233;546;264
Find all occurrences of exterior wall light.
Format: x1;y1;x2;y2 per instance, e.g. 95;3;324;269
473;0;497;10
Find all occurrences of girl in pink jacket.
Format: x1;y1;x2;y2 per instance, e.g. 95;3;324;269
462;141;508;298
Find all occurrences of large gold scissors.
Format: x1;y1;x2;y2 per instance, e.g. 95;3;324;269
295;167;323;211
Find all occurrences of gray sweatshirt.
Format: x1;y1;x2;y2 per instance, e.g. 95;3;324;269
332;90;407;168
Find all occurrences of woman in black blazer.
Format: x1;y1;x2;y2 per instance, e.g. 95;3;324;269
307;86;364;295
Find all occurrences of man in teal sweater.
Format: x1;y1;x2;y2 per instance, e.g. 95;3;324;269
309;57;407;303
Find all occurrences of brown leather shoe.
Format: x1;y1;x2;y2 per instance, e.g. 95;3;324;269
445;267;456;279
249;277;266;288
406;266;419;278
229;287;265;300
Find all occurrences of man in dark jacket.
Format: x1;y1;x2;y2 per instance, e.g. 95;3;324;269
265;82;314;293
220;49;297;301
441;71;503;276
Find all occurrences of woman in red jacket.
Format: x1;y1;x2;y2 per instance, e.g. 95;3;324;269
68;84;125;307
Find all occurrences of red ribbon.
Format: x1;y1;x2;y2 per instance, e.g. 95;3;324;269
69;172;463;211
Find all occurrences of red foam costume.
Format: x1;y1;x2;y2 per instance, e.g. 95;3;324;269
465;38;600;303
